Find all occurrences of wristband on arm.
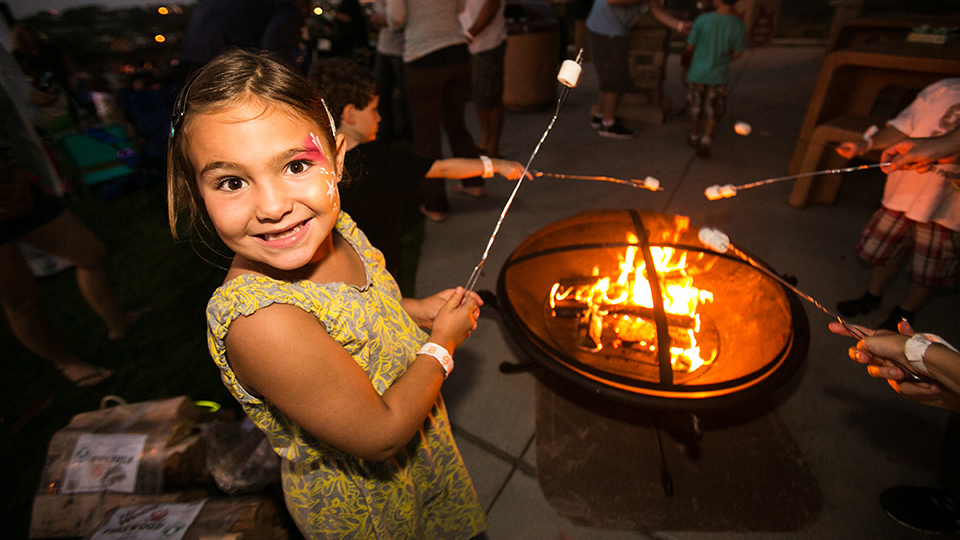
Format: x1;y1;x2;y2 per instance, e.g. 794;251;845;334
480;155;494;179
904;333;959;377
419;342;453;378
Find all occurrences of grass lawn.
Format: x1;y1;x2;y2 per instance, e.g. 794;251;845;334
0;183;241;538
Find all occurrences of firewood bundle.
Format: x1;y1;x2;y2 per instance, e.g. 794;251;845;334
29;396;288;540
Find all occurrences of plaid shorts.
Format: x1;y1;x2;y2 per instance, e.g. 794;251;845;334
687;83;727;119
856;206;960;287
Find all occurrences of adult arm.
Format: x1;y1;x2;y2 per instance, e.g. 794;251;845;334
829;321;960;412
647;0;691;34
226;289;479;462
386;0;407;30
465;0;501;38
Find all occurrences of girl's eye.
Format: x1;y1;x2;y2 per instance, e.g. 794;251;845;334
286;160;312;175
217;177;247;191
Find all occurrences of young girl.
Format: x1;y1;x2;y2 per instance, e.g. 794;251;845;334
167;49;487;539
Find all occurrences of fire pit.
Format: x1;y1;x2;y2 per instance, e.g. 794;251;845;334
496;209;809;411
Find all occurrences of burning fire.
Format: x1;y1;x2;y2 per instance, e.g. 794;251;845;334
549;233;716;373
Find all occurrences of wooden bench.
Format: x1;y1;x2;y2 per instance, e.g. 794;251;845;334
788;40;960;207
787;114;885;207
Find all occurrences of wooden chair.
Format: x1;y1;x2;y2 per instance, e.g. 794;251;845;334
787;114;885;207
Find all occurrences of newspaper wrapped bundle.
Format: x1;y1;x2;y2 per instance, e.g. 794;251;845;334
82;496;289;540
30;396;209;538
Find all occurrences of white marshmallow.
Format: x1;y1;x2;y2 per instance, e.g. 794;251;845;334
698;227;730;253
734;122;752;136
557;59;582;88
642;176;660;191
704;184;737;200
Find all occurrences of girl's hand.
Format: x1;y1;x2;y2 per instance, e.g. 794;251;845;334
429;287;481;352
494;159;532;181
404;288;482;331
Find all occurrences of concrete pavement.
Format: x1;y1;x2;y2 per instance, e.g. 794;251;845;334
417;44;959;539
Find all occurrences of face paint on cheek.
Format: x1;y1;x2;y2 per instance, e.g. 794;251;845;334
325;176;339;209
301;132;335;176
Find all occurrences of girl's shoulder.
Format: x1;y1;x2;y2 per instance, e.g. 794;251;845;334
207;273;342;337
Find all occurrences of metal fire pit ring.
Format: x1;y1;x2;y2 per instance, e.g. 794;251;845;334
496;209;809;412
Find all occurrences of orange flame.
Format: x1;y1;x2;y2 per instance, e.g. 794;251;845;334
551;234;716;372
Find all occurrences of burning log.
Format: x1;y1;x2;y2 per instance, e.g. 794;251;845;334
552;296;697;329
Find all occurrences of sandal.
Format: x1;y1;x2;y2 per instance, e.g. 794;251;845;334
56;362;113;387
72;368;113;387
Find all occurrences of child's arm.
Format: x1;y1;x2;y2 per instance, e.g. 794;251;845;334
224;289;480;462
836;123;908;160
426;157;530;181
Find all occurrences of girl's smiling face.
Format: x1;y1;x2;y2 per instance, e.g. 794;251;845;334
189;98;345;274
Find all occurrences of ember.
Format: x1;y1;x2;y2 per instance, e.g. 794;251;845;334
549;235;717;373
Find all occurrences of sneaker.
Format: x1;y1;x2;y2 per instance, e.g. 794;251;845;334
878;305;914;332
590;115;603;129
837;291;881;317
597;119;633;139
880;485;960;534
687;134;699;148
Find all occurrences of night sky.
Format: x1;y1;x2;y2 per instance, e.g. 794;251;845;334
7;0;173;19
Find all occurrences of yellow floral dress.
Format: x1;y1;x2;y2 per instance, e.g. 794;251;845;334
206;212;486;539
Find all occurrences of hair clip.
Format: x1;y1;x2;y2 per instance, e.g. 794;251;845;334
170;69;203;139
321;98;337;139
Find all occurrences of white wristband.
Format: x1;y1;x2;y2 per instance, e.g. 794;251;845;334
419;342;453;378
479;155;494;179
861;124;878;152
904;333;959;377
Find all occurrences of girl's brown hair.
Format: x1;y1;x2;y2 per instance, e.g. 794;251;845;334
167;48;336;239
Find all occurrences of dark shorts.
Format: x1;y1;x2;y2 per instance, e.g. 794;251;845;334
856;206;960;288
471;42;506;109
588;32;630;94
0;181;64;247
687;83;728;119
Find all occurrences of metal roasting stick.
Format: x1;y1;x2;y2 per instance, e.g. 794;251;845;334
532;171;663;190
735;162;891;191
708;161;958;200
463;50;583;296
698;228;929;383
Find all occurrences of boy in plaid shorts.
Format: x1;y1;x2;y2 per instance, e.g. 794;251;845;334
835;78;960;330
685;0;744;158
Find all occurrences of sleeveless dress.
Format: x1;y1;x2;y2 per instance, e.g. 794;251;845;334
206;212;486;539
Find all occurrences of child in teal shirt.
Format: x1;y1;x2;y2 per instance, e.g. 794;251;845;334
685;0;745;158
